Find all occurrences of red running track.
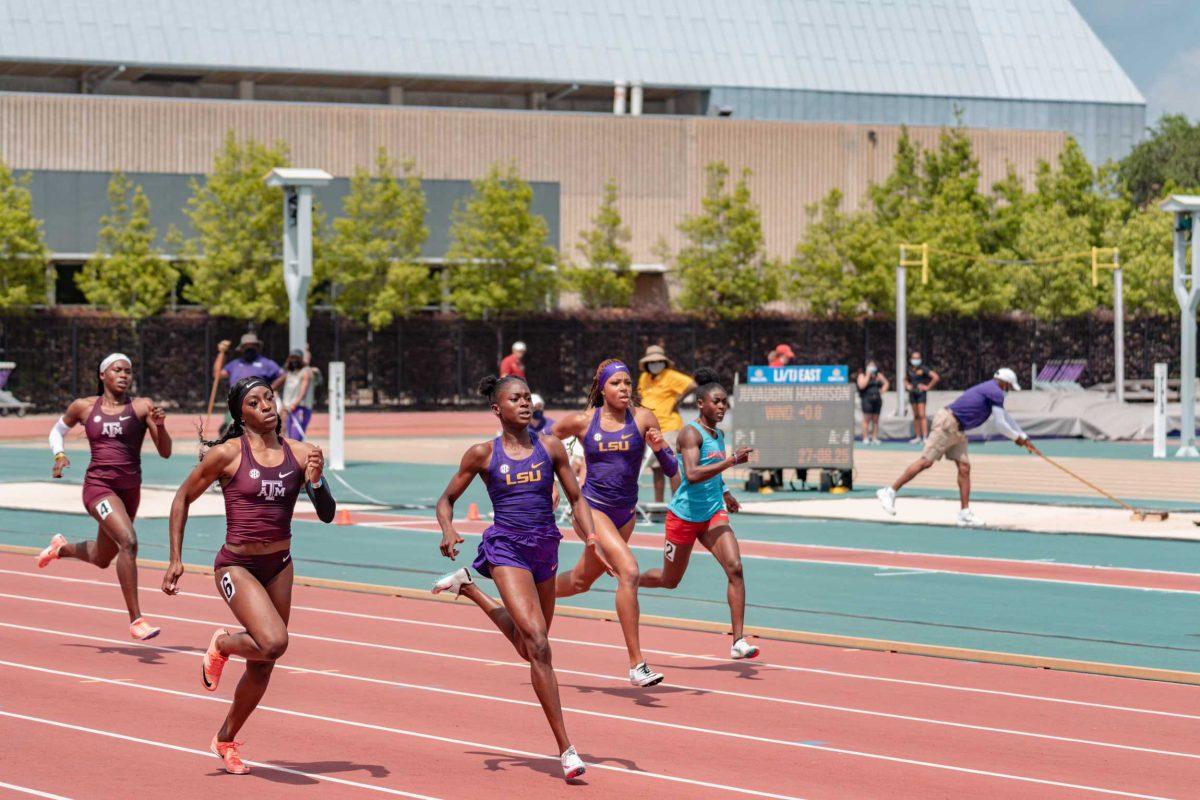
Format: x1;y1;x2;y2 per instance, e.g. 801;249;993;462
331;511;1200;595
1;552;1198;799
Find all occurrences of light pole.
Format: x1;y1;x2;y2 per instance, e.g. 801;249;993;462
895;243;927;418
264;168;332;353
1091;247;1124;403
1160;195;1200;457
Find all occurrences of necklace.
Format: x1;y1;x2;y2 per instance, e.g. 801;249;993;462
697;418;719;436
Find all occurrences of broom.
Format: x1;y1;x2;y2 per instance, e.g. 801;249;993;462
1027;443;1168;522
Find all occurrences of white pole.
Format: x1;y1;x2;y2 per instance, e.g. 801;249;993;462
328;361;346;471
281;187;313;353
1173;211;1199;457
613;80;627;115
894;249;908;417
1113;259;1125;403
1153;362;1168;459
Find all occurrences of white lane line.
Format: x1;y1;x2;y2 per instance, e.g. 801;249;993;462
0;781;74;800
3;613;1200;768
0;657;1174;800
0;708;440;799
4;568;1200;722
873;570;935;577
0;662;805;800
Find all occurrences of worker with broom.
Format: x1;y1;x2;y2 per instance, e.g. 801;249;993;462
877;367;1033;527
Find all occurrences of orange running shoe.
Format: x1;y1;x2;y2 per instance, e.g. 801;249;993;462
210;735;250;774
37;534;68;568
202;628;230;691
129;617;161;641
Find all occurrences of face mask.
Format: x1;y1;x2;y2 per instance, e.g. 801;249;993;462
647;362;666;375
532;410;544;422
910;359;922;367
867;365;877;374
242;349;259;362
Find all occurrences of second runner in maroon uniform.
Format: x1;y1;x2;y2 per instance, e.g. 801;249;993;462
38;352;172;640
163;376;336;775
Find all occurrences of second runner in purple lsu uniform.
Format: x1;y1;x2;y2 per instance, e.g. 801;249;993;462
580;405;645;530
473;431;562;583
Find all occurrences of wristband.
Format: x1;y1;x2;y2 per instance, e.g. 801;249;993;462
309;477;324;489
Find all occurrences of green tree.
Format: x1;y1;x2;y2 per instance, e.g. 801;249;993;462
446;162;557;319
1119;114;1200;208
76;172;176;320
178;131;293;321
1115;203;1177;315
791;190;891;316
567;179;635;309
1005;204;1097;318
869;126;921;226
673;162;781;319
0;158;48;310
327;149;430;329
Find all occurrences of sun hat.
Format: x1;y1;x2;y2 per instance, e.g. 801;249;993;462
993;367;1021;391
638;344;673;368
238;332;263;350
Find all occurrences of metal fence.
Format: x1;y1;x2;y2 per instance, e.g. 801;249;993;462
0;310;1188;411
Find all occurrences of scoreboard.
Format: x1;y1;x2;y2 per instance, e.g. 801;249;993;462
731;379;855;470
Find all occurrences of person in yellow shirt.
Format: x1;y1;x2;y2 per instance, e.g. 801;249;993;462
637;345;697;502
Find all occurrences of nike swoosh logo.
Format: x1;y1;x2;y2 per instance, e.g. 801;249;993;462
118;416;131;421
531;461;545;469
279;471;294;478
620;433;634;439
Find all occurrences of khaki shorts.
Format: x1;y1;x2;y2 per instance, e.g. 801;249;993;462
921;408;968;463
649;428;680;471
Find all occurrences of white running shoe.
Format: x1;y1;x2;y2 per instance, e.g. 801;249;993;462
37;533;68;568
629;662;665;687
561;745;586;780
876;487;897;515
871;438;881;446
731;637;760;660
908;436;922;444
957;508;985;528
431;567;473;596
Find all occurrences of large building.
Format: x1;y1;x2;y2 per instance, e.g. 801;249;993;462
0;0;1144;307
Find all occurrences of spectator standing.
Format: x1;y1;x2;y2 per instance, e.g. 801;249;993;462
637;345;697;502
767;344;795;367
856;361;889;445
281;347;316;440
499;341;527;378
905;351;939;443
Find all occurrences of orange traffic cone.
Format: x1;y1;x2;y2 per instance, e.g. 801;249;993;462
467;503;481;521
335;508;354;526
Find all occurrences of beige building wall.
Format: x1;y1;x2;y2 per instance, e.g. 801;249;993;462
0;93;1067;262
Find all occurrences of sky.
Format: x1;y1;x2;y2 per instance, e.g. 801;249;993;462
1072;0;1200;125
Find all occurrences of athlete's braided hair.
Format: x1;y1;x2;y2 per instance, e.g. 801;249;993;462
478;374;528;402
199;376;280;450
586;359;641;408
692;367;725;401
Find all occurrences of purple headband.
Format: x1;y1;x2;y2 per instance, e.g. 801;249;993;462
598;361;631;387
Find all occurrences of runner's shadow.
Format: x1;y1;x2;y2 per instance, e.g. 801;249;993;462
668;661;765;681
562;682;705;708
467;751;641;784
63;642;201;665
208;760;390;786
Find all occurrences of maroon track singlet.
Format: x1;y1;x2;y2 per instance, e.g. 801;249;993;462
222;437;305;546
83;396;146;487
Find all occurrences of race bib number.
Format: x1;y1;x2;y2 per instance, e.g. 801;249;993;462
664;540;677;563
95;499;113;520
220;572;236;601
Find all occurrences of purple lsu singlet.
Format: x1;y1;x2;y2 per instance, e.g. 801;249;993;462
485;432;557;535
222;437;305;546
581;408;644;509
83;396;147;487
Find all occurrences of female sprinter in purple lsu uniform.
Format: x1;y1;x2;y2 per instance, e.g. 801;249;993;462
39;352;172;640
162;376;336;774
432;374;599;781
552;358;678;687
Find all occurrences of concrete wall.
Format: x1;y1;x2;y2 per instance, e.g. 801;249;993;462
0;92;1068;263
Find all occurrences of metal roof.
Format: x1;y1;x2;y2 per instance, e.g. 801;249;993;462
0;0;1144;105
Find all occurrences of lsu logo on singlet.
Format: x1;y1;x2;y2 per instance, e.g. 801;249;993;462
101;421;123;438
258;478;286;501
504;461;544;486
598;440;631;453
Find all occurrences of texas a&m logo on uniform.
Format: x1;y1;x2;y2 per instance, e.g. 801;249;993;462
258;478;286;501
102;421;124;437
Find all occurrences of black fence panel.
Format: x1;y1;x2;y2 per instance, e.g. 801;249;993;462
0;309;1188;411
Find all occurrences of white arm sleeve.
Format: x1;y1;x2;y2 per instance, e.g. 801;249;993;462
49;417;71;455
990;406;1026;441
